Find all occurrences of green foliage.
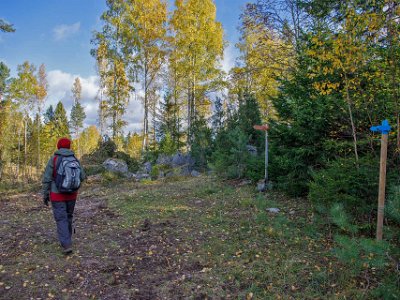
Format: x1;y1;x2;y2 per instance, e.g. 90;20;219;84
114;151;139;172
309;157;379;219
329;203;358;234
334;235;390;276
211;93;264;181
386;184;400;225
159;133;176;156
82;139;116;165
53;101;70;138
70;102;86;134
84;165;105;176
82;139;139;172
190;116;212;171
101;170;125;185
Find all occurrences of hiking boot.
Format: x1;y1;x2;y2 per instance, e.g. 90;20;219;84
62;246;73;255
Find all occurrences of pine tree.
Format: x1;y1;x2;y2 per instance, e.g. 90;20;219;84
44;105;55;124
211;96;225;136
53;101;70;138
157;91;183;152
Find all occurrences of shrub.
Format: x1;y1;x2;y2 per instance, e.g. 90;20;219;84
114;151;139;173
387;184;400;225
334;235;390;276
309;156;379;222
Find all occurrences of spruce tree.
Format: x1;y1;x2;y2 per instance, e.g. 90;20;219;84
53;101;70;138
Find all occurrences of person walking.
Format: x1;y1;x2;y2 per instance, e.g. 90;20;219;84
42;137;85;254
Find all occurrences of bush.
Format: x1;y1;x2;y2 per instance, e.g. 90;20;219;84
387;184;400;225
114;151;140;173
82;139;139;173
84;165;105;176
82;139;117;165
334;235;390;276
309;156;379;223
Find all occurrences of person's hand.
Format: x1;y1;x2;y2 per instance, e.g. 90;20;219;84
43;195;50;206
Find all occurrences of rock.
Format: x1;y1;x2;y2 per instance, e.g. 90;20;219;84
126;172;137;179
289;210;295;215
142;161;152;174
246;145;258;156
171;153;194;167
156;154;172;166
191;170;201;177
266;208;280;214
180;166;191;176
136;173;150;181
103;158;128;174
238;179;252;186
257;181;266;192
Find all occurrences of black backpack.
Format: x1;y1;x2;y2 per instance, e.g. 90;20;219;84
53;155;82;193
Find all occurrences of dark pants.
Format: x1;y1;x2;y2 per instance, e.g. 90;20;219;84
51;201;76;248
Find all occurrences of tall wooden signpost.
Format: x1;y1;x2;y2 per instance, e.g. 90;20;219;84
253;124;269;191
370;120;391;241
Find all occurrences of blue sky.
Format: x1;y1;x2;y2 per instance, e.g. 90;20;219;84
0;0;247;132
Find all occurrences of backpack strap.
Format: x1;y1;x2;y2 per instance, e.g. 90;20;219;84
53;155;59;179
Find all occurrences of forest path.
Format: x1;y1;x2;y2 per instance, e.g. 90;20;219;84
1;176;353;299
0;179;208;299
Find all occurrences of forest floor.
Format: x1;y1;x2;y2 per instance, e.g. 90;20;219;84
0;176;391;299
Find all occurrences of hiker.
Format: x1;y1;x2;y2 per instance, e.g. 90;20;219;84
42;137;85;254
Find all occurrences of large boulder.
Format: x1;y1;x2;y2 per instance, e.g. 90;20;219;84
150;153;198;179
103;158;128;174
142;161;152;174
171;153;195;168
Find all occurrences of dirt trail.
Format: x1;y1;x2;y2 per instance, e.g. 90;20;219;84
0;185;205;299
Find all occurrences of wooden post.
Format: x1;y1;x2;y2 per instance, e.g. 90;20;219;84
376;133;388;241
253;124;269;191
370;120;391;241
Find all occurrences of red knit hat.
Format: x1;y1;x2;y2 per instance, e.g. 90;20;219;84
57;138;71;149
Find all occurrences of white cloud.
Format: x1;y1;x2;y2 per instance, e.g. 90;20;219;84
46;69;144;134
221;44;238;73
53;22;81;41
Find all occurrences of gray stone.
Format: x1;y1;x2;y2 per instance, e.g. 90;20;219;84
191;170;201;177
180;166;191;176
142;162;152;174
257;181;266;192
103;158;128;174
246;145;258;156
156;154;172;166
136;173;150;181
126;172;137;179
266;208;280;214
172;153;195;167
238;179;252;186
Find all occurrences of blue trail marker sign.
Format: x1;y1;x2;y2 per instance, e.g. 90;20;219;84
370;120;391;241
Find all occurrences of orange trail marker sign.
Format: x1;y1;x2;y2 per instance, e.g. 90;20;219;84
253;124;269;191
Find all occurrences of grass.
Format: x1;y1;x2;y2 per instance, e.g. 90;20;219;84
106;176;399;299
1;176;399;299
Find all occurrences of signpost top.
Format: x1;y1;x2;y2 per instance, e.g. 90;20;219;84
253;124;269;131
370;119;391;135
